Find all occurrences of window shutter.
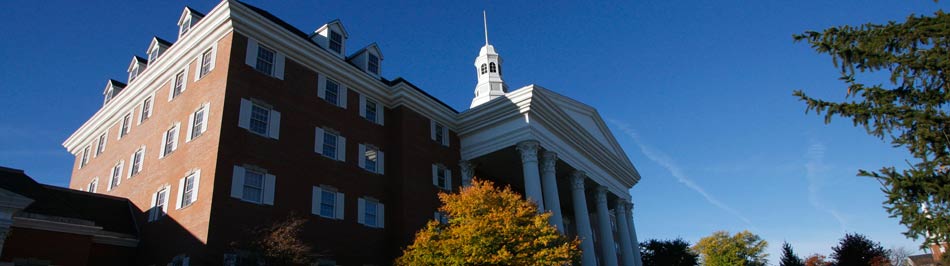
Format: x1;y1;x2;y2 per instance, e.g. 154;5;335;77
274;53;285;80
176;177;185;209
127;151;136;178
358;144;366;168
445;168;452;190
200;103;210;134
339;86;348;109
337;136;346;161
194;55;203;81
377;203;385;228
172;123;180;151
268;110;281;139
238;99;251;129
430;120;437;141
263;174;276;205
192;170;201;204
317;74;326;100
162;190;168;214
230;166;245;199
378;151;385;174
159;130;168;158
377;104;385;125
149;192;157;221
209;46;217;71
431;164;438;187
311;186;321;215
314;127;325;154
359;94;366;118
443;126;450;146
335;192;345;219
357;198;365;224
186;112;196;142
245;39;258;67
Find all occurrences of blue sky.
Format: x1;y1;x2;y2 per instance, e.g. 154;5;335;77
0;0;946;262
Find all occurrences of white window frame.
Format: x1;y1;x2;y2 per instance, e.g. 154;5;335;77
138;96;153;125
230;165;276;205
238;98;280;139
88;178;98;193
95;133;107;157
328;31;343;54
317;74;347;108
367;53;380;75
195;47;216;81
312;186;344;220
169;68;188;101
314;127;346;161
432;164;452;191
80;146;90;168
108;161;123;191
149;186;169;222
128;146;146;178
359;95;384;125
244;38;285;80
176;170;201;209
430;119;450;146
358;197;385;228
118;113;132;139
186;102;210;142
159;122;181;159
358;144;384;174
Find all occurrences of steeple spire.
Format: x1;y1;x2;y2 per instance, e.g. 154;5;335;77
470;11;508;108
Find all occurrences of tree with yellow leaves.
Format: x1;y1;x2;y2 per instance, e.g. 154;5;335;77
396;179;580;266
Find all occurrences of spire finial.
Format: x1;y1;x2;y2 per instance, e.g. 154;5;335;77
483;10;489;46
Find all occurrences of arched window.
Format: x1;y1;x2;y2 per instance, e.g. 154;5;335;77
489;62;496;73
480;64;487;74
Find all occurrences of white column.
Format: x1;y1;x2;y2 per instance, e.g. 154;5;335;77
459;160;474;187
540;151;564;232
570;171;597;266
626;202;643;266
516;141;544;210
595;186;619;266
615;199;636;266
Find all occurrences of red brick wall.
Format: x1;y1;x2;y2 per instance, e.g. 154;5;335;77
2;227;93;266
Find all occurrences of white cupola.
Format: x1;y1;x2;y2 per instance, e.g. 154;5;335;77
470;11;507;108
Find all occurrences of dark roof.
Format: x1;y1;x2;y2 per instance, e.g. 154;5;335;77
184;6;206;18
133;56;148;63
234;1;460;113
0;166;138;236
107;79;127;88
153;36;173;46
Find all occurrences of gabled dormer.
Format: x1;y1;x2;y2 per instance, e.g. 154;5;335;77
177;7;205;39
146;37;172;63
103;79;127;106
127;56;148;83
346;43;383;78
309;19;348;58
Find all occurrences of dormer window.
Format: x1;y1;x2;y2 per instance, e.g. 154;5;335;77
367;53;379;75
129;67;140;82
147;37;170;63
128;57;148;83
177;7;205;39
102;80;126;106
179;22;191;36
329;31;343;53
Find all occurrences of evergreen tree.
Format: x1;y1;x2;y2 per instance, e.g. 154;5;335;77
396;179;580;266
692;230;769;266
792;10;950;249
780;242;806;266
829;233;889;266
640;238;699;266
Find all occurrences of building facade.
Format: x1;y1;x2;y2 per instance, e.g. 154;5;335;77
59;1;644;265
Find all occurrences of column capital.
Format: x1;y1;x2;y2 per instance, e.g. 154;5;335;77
540;151;557;173
615;198;631;209
570;171;587;189
594;186;609;204
516;140;540;163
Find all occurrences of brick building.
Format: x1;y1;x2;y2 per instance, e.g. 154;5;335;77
55;1;644;265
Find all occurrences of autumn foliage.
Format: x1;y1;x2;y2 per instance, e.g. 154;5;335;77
396;179;580;266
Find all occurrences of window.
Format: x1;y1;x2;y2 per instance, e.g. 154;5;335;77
109;161;123;191
171;70;186;99
329;31;342;53
359;95;384;125
179;20;191;36
433;164;452;190
434;212;449;224
255;45;275;75
187;103;209;142
88;178;98;193
481;63;487;74
318;75;346;108
325;79;339;106
177;171;200;209
149;187;168;221
367;53;379;74
119;113;131;138
230;165;276;205
140;97;153;123
129;147;145;177
312;186;344;219
238;99;280;139
315;127;346;161
358;144;384;174
430;119;450;146
95;133;107;156
199;48;213;79
129;66;140;82
80;146;90;168
160;123;180;158
358;197;384;228
490;62;497;73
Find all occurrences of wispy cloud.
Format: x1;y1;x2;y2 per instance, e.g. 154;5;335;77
608;119;753;226
804;141;848;232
